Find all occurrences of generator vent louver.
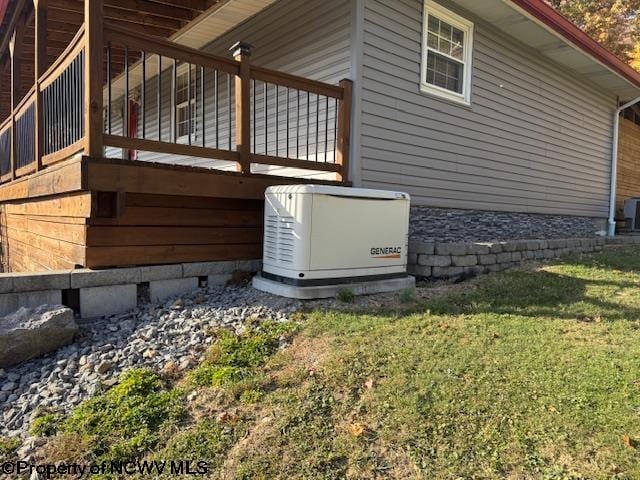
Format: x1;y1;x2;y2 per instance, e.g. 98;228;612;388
264;214;295;264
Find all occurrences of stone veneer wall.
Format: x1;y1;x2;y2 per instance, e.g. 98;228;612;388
408;237;607;280
410;207;606;243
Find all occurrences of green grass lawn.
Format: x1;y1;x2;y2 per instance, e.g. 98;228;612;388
32;247;640;479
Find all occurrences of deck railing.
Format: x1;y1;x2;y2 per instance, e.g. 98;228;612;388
0;0;352;184
0;119;10;181
102;25;351;179
14;92;35;175
40;27;86;166
103;24;241;167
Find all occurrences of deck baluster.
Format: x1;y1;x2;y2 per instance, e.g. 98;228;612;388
188;63;192;146
157;55;162;141
142;51;146;139
201;66;205;148
124;47;129;143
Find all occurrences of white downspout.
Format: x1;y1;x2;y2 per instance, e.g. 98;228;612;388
608;96;640;236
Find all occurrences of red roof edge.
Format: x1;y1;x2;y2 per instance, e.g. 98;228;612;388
509;0;640;92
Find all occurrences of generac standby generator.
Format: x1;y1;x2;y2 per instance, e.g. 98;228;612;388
259;185;411;287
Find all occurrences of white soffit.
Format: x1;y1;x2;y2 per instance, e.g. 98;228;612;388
171;0;278;49
453;0;640;100
106;0;277;97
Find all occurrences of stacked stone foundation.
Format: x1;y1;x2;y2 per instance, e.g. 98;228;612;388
408;237;608;280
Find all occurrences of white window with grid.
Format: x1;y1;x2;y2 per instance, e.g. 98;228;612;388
176;68;197;140
421;1;474;105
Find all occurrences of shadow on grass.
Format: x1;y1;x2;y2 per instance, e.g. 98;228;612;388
565;246;640;273
425;265;640;322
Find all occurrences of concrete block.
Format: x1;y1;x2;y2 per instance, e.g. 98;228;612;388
526;240;541;250
502;242;517;252
512;240;530;251
408;240;435;255
408;265;432;277
419;255;451;267
79;284;137;319
466;266;488;276
511;252;522;262
71;268;141;289
451;255;477;267
0;290;63;317
435;243;467;256
432;266;464;278
488;243;504;253
0;271;70;294
139;264;183;282
548;239;567;249
252;274;415;300
543;249;555;259
182;261;237;277
467;243;490;254
0;276;13;294
496;252;512;263
235;259;262;272
538;240;549;249
523;250;536;260
408;253;418;266
207;274;233;286
149;277;199;303
534;250;545;259
478;254;497;265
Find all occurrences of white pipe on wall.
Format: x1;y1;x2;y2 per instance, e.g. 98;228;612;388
608;96;640;237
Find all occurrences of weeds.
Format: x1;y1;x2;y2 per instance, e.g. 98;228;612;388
337;288;355;303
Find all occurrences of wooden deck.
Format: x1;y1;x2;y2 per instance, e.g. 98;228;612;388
0;157;341;272
0;0;354;273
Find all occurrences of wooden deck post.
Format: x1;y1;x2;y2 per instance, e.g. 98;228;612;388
336;79;353;183
9;17;25;181
34;0;47;171
84;0;104;158
231;41;253;174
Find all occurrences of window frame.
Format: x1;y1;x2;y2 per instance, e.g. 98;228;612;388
175;67;198;141
420;0;474;105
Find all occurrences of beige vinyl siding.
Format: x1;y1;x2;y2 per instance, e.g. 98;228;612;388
360;0;616;217
106;0;351;179
617;118;640;210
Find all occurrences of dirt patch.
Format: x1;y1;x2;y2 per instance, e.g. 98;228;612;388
301;274;485;314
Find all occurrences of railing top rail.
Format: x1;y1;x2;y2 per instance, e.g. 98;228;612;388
14;86;35;119
39;25;86;90
250;66;345;99
103;23;240;75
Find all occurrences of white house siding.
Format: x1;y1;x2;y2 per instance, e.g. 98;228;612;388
359;0;616;217
105;0;352;180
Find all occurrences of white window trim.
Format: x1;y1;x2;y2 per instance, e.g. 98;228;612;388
420;0;474;105
176;67;197;142
176;99;196;141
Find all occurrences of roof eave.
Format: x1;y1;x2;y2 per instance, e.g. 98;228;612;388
507;0;640;93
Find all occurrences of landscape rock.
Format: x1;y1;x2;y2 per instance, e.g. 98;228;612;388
0;285;301;442
0;306;77;368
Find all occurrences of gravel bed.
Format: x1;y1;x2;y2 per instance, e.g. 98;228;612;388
0;285;302;447
410;206;603;243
